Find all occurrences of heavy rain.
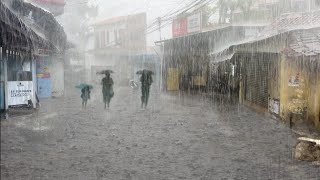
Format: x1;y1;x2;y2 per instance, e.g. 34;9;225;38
1;0;320;179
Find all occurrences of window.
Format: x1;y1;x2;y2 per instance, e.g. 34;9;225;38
7;52;32;81
114;29;118;43
94;32;99;49
106;30;109;44
100;31;105;48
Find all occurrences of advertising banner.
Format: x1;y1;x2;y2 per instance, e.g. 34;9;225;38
172;18;187;37
8;81;34;106
187;13;201;33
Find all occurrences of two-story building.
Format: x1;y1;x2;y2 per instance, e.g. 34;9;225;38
86;13;147;85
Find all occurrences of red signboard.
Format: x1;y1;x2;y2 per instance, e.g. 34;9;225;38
172;18;187;37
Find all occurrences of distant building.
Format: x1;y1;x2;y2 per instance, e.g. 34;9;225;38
0;0;67;115
85;13;147;85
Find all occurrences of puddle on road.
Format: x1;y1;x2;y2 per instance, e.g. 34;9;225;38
10;113;58;132
32;126;50;131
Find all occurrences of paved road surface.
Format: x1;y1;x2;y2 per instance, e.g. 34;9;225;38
1;87;319;179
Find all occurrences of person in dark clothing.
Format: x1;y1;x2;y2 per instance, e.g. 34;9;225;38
101;73;114;109
81;86;91;109
140;70;153;109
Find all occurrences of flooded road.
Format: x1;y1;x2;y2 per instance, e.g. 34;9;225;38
1;87;319;179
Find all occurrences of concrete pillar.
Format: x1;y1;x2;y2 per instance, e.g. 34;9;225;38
4;49;8;110
32;56;37;107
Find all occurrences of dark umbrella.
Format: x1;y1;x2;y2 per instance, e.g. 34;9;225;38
75;83;93;89
136;69;154;75
96;70;114;75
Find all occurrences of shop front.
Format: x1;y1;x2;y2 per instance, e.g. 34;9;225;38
35;54;52;98
280;56;320;129
5;50;36;107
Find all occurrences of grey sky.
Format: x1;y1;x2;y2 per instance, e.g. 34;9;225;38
95;0;191;46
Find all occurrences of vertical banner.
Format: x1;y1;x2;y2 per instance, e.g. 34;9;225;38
172;18;187;37
36;57;52;98
8;81;34;105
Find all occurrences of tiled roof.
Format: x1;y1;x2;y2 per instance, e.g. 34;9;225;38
93;13;145;26
286;28;320;56
261;10;320;38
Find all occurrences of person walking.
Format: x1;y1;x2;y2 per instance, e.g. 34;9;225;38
101;72;114;109
81;86;91;109
140;70;153;109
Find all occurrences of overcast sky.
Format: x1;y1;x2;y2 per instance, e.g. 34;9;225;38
94;0;191;46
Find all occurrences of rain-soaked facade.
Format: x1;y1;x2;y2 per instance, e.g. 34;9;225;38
1;0;320;179
0;0;67;113
161;10;320;129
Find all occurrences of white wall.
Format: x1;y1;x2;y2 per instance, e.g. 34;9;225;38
51;58;64;97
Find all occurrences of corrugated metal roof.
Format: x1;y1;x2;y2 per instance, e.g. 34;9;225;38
210;11;320;62
286;28;320;56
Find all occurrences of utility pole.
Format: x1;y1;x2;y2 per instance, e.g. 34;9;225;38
157;17;162;41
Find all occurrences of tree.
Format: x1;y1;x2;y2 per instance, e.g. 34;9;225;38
227;0;238;23
218;0;228;23
218;0;245;24
201;4;218;27
237;0;254;19
58;0;98;49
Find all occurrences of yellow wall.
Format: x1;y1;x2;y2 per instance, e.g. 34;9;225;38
280;55;320;129
167;68;180;91
192;75;207;86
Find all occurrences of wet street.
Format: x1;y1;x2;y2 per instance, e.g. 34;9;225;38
1;87;319;180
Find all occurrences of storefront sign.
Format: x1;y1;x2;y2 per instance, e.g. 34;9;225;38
8;81;34;106
172;18;187;37
187;13;201;33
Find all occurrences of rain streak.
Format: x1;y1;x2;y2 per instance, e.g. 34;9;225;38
1;0;320;179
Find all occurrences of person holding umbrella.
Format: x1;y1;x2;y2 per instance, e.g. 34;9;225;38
137;69;153;109
81;86;91;109
76;83;93;109
99;70;114;109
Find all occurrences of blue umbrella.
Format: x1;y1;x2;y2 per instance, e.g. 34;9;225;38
75;83;93;89
96;70;114;75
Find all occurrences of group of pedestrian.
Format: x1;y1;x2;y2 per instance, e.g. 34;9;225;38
80;70;153;110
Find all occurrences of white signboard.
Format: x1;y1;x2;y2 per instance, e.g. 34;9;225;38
8;81;34;106
187;13;201;33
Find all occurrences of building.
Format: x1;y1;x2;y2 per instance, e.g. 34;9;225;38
160;25;264;91
85;13;147;85
0;0;67;116
12;0;68;98
210;11;320;129
159;9;320;129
